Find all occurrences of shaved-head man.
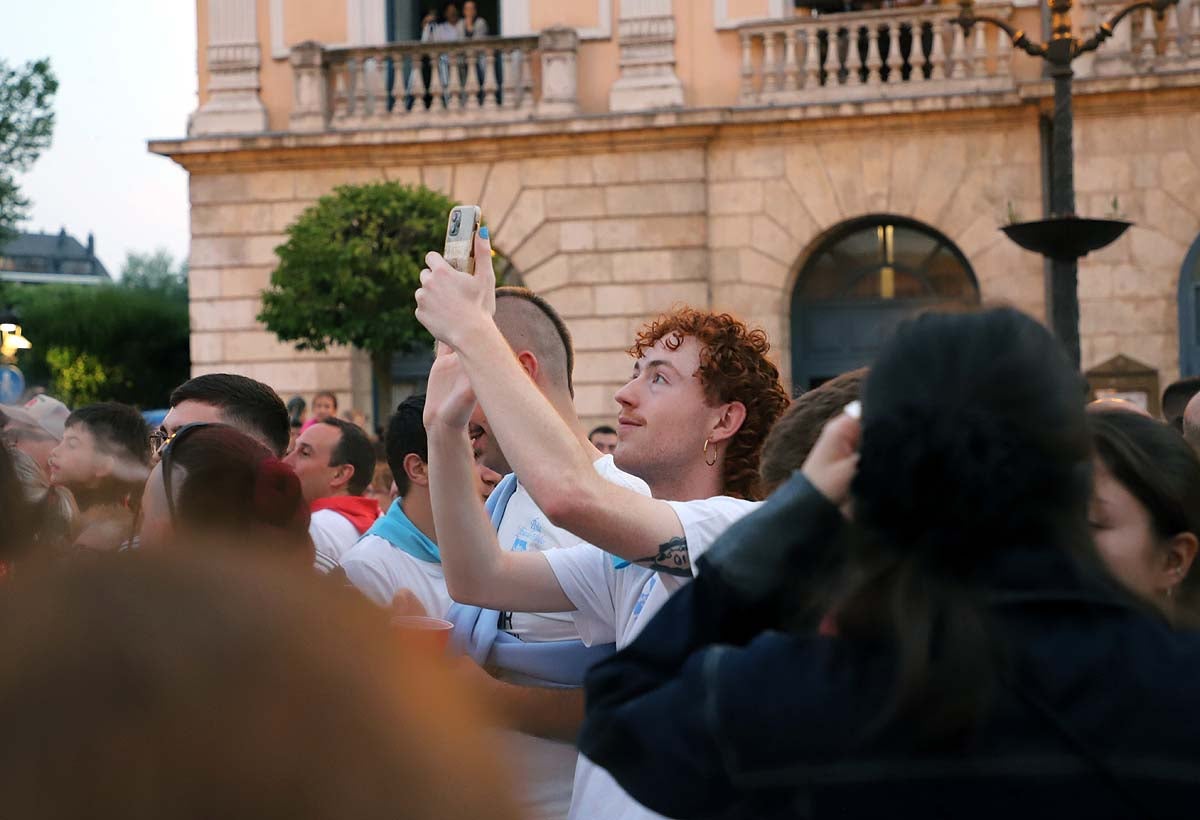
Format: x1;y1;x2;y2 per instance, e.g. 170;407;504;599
433;285;651;820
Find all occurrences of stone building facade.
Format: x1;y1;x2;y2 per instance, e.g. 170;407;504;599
154;0;1200;428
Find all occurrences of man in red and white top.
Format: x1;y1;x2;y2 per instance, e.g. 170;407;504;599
284;417;380;572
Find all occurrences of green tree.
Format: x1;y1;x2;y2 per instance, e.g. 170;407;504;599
0;58;58;244
258;182;456;422
9;277;189;408
120;247;188;298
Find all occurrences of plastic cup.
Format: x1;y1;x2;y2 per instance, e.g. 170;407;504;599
392;615;454;654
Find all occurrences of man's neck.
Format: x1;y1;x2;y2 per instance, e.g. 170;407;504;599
644;457;726;503
317;487;349;504
547;392;603;463
400;490;437;543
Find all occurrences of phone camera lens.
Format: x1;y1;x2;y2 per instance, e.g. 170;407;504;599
450;212;462;236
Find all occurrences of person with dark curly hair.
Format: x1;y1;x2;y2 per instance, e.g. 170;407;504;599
414;230;789;820
578;307;1200;818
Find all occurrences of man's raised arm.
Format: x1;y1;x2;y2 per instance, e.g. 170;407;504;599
422;348;574;611
416;238;693;577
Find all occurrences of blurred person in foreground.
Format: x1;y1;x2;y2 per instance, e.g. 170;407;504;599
5;447;77;566
158;373;290;457
415;230;789;820
578;307;1200;819
1;394;70;475
1089;408;1200;622
284;417;380;572
139;423;314;567
0;551;521;820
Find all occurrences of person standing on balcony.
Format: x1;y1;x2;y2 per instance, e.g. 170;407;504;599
421;3;462;42
421;3;462;105
457;1;489;37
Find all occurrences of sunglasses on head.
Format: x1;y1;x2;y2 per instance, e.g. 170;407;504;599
158;422;223;523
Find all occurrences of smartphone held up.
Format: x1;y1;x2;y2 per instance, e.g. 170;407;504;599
443;205;482;274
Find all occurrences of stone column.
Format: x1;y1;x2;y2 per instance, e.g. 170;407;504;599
609;0;685;112
538;28;581;117
189;0;268;136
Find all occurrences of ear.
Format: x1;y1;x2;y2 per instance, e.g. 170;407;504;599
329;462;355;492
93;452;116;480
515;350;540;384
404;453;429;489
707;401;748;446
1159;532;1199;596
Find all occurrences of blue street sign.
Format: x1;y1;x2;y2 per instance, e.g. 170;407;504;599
0;365;25;405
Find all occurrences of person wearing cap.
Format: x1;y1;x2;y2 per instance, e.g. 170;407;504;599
1;395;70;476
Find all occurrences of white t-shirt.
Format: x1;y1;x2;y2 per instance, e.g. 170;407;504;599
338;533;455;619
310;509;362;573
495;455;650;820
543;495;760;820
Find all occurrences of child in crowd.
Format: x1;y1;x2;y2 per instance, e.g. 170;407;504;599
49;403;151;511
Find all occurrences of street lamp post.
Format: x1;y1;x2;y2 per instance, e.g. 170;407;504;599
953;0;1178;368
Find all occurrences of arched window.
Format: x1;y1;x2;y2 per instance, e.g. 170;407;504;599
791;215;979;391
1178;234;1200;377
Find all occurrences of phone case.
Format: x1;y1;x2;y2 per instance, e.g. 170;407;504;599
443;205;482;274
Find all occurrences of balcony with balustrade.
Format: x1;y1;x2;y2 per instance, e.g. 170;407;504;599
264;0;1200;139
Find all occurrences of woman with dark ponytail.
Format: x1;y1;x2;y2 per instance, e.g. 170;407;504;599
139;423;314;566
579;307;1200;819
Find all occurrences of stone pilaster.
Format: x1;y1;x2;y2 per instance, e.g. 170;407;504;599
189;0;268;136
609;0;685;112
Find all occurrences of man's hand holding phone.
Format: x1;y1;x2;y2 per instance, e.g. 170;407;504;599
415;224;496;351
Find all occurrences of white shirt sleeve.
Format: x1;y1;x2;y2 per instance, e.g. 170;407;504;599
662;496;761;588
543;543;618;647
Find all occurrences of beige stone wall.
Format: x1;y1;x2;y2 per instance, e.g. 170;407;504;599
704;111;1047;392
1075;96;1200;385
184;107;1063;431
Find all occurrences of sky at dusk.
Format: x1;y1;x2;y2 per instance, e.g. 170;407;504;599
2;1;196;277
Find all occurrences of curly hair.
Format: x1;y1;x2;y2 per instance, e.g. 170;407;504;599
629;308;790;500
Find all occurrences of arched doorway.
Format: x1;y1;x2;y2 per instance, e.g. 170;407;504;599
790;215;979;392
1178;234;1200;376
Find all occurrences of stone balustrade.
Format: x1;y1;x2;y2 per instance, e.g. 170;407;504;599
737;2;1019;106
1082;0;1200;78
289;28;580;132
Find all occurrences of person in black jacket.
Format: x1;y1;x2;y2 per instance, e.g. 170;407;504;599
580;307;1200;820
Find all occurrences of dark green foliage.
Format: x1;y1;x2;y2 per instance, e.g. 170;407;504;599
259;181;455;360
0;58;58;244
8;255;189;408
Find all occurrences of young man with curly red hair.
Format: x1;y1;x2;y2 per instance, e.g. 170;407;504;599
414;231;789;820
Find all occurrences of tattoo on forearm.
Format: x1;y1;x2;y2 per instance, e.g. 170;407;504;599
634;536;692;577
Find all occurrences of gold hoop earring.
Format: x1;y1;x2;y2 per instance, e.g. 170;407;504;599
703;438;717;467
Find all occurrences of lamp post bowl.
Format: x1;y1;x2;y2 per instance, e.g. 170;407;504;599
1002;216;1132;261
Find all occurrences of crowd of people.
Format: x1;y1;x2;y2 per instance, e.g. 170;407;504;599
2;225;1200;817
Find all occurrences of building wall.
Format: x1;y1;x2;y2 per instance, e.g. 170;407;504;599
180;102;1108;429
1074;92;1200;383
181;1;1200;427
